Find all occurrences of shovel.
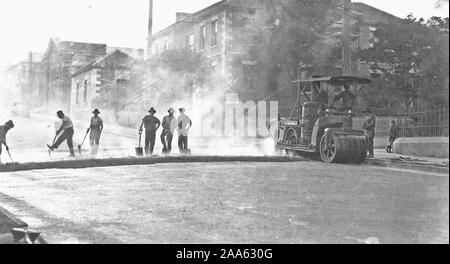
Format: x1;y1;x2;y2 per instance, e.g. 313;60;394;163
47;133;59;157
78;130;89;155
135;132;144;157
6;148;19;165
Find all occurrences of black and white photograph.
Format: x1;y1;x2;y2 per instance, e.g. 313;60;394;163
0;0;448;247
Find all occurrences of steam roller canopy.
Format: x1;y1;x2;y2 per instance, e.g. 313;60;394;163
320;133;367;164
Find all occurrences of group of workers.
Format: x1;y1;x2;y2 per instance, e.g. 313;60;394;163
138;107;193;156
45;109;103;157
1;89;400;163
44;106;192;158
0;106;193;164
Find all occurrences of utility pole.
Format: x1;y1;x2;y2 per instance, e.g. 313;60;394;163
342;0;352;76
147;0;153;59
28;52;33;106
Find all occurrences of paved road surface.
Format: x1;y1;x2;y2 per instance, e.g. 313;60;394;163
0;162;447;244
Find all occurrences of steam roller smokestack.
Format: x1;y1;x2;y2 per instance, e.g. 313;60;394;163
147;0;153;59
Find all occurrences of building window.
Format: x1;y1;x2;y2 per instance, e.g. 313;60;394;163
199;25;206;50
186;34;195;51
76;82;80;104
83;79;88;103
164;40;169;51
211;20;218;47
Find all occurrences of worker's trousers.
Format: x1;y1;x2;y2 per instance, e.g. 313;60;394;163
145;130;156;155
53;127;75;156
90;128;101;156
366;136;374;157
178;136;188;154
161;130;173;154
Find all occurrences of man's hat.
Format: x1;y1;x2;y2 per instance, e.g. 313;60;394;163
363;108;372;113
168;108;175;114
57;110;64;116
93;109;100;114
5;120;14;128
149;107;156;113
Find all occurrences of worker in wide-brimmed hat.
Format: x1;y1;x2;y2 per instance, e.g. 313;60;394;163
139;107;160;156
362;108;376;158
160;108;178;155
87;109;104;156
0;120;14;165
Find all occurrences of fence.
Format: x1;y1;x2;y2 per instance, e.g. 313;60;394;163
397;106;449;138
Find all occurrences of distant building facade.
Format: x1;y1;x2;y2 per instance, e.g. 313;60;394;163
146;0;399;115
41;38;107;112
71;50;144;120
6;52;44;109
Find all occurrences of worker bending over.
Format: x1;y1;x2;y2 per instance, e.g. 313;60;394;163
47;111;76;157
0;120;14;165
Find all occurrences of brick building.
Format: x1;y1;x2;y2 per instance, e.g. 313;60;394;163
71;50;144;120
41;38;107;112
146;0;399;115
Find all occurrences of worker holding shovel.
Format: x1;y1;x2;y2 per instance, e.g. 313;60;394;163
139;107;160;156
86;109;104;156
47;111;76;157
0;120;15;165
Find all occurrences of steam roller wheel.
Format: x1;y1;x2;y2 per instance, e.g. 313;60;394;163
319;134;367;164
284;128;299;156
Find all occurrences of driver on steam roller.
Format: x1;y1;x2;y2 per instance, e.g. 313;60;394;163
331;84;355;111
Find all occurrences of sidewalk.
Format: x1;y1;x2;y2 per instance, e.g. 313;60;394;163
365;148;449;174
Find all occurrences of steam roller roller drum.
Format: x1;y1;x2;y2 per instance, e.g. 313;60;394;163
320;134;367;164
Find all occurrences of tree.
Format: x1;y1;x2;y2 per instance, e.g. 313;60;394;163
359;15;449;110
143;49;217;104
238;0;342;92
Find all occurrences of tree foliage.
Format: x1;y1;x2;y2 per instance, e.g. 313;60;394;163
359;15;449;110
239;0;341;91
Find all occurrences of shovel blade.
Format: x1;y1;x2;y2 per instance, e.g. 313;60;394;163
135;147;144;157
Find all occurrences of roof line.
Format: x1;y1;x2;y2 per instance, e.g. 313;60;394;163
151;0;228;38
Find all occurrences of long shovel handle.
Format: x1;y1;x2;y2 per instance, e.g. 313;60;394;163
80;130;89;146
6;149;14;163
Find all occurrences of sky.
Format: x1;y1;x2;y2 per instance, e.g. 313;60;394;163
0;0;448;67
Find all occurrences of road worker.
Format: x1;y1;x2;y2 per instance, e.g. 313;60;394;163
332;84;355;111
47;111;76;157
87;109;104;156
161;108;178;155
363;108;376;159
139;107;161;156
0;120;14;165
177;108;192;155
386;120;399;153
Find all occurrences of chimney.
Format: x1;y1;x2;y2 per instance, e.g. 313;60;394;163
176;12;191;22
147;0;153;59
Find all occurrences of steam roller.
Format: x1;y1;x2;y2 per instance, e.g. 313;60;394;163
274;76;372;164
319;133;367;164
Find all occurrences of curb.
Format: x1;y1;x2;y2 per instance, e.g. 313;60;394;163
0;206;47;244
0;155;303;173
365;159;449;174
